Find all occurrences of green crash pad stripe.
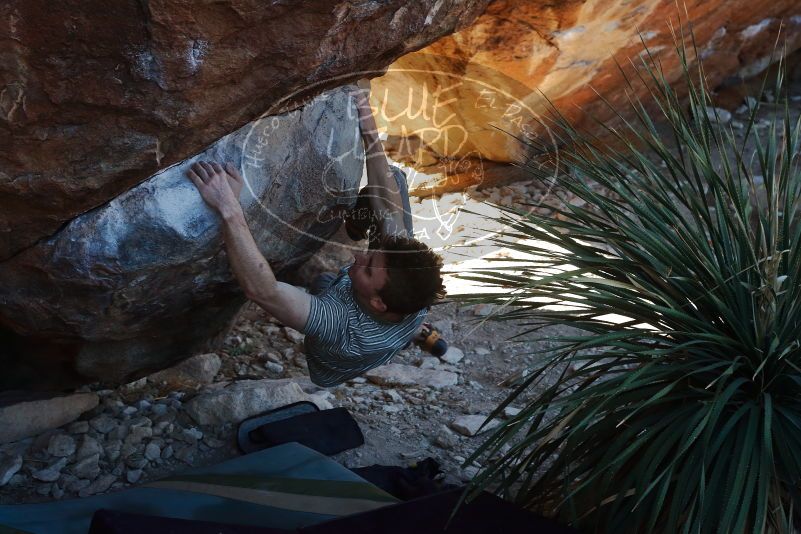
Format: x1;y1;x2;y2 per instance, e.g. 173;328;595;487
148;475;397;502
144;480;393;516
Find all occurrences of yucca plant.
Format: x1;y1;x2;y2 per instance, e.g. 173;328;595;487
455;36;801;533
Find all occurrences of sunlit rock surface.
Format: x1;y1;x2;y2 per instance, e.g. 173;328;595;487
370;0;801;193
0;0;491;260
0;87;363;390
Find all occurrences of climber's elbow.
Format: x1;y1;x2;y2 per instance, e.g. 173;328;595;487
243;281;278;305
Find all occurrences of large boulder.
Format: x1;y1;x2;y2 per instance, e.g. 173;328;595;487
0;87;363;389
370;0;801;193
0;0;491;261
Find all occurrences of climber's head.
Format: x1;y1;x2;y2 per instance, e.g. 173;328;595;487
349;235;445;317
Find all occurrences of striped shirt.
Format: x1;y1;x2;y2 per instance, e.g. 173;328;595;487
301;265;427;387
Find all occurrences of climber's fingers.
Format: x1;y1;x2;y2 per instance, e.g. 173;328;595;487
199;161;217;182
186;168;206;191
191;162;210;183
210;162;224;175
225;162;244;184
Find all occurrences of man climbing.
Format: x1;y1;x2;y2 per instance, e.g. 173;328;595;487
187;81;446;387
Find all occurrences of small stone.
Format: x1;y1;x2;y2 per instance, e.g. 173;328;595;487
109;422;129;441
67;421;90;434
0;454;23;486
384;390;403;403
145;443;161;461
129;416;152;429
474;347;490;356
161;445;174;460
461;466;480;481
434;427;458;449
382;405;402;414
260;351;282;364
90;414;117;434
47;434;76;457
283;327;305;344
126;469;143;484
203;436;225;449
151;404;169;417
75;436;103;461
147;353;222;389
153;421;173;436
136;400;151;411
503;406;522;418
79;474;116;497
32;457;68;482
51;484;64;499
125;426;153;446
121;406;137;416
450;415;501;437
704;106;732;124
175;444;197;464
471;304;495;317
349;377;367;384
417;357;440;370
264;361;284;375
36;483;52;496
365;364;457;389
67;478;91;493
439;347;464;365
125;453;148;470
71;453;101;480
122;378;148;392
181;427;204;443
105;440;122;462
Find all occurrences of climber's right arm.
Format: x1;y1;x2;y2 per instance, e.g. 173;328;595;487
187;161;311;332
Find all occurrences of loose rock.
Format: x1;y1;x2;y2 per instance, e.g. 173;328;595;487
47;434;76;458
75;436;103;461
439;347;464;365
0;454;23;486
450;415;501;437
145;443;161;462
90;414;118;434
704;106;732;124
148;353;222;389
0;393;99;444
71;453;101;480
365;364;458;389
184;379;315;425
79;474;116;497
32;458;68;482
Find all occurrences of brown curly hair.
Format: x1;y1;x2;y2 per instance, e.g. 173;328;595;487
375;235;446;315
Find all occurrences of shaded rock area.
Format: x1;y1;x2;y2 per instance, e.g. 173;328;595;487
370;0;801;193
0;0;492;261
0;87;363;391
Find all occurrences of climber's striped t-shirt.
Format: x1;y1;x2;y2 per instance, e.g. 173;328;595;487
301;265;427;387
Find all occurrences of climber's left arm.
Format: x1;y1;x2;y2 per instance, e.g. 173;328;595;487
354;81;408;238
186;161;311;331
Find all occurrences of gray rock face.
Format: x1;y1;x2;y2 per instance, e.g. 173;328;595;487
0;393;99;444
184;379;318;426
0;87;364;390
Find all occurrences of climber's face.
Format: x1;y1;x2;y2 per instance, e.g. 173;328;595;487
349;250;389;314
